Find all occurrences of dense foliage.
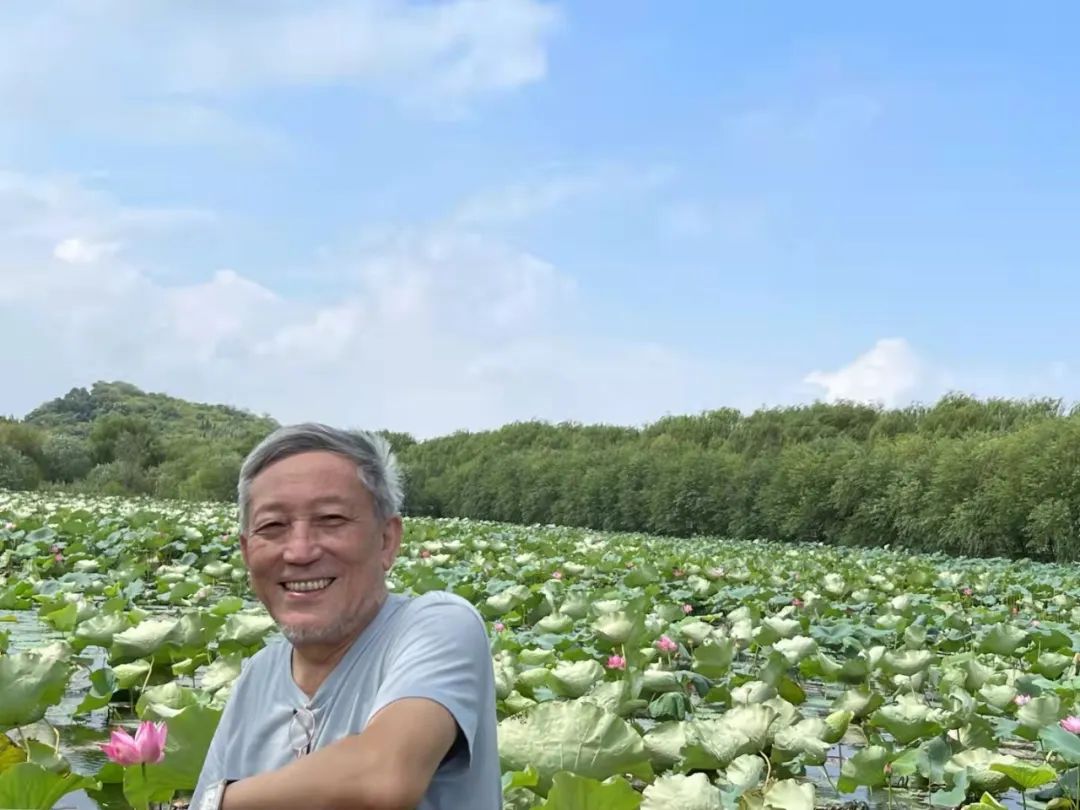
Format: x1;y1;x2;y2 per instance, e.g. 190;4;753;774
7;491;1080;809
4;382;1080;560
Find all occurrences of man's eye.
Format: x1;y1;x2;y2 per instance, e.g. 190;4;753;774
317;515;348;526
256;522;285;533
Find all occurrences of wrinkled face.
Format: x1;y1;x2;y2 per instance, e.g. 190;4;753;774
240;451;401;648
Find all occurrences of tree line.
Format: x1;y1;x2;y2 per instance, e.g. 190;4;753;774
3;382;1079;561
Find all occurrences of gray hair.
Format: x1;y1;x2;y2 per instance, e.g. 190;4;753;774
237;423;404;532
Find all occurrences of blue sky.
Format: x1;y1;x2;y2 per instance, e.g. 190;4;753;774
1;1;1078;436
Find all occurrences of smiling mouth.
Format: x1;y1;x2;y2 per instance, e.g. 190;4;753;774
281;577;336;593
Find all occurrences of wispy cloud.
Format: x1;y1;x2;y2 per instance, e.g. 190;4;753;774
453;164;673;226
804;338;921;406
0;0;561;144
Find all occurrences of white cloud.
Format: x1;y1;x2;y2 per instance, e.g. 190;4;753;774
0;170;733;438
804;338;922;406
0;0;560;137
53;237;120;264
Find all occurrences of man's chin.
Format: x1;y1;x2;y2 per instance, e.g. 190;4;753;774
279;616;356;646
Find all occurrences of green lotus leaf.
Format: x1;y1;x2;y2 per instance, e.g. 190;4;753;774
592;612;641;646
947;749;1016;795
833;686;884;719
988;761;1057;790
642;721;687;769
201;651;244;692
75;667;117;714
764;778;814;810
731;680;776;705
0;735;26;774
881;649;934;677
72;612;132;651
773;718;831;766
1039;724;1080;765
209;596;244;617
837;745;890;793
113;659;152;690
680;718;745;771
217;612;275;650
725;753;764;793
498;701;652;794
1016;693;1062;740
760;616;800;642
0;763;99;810
0;642;73;730
774;636;817;666
549;660;604;698
978;624;1029;657
641;668;681;695
1034;652;1072;679
641;773;723;810
693;638;735;678
538;772;641;810
110;616;182;662
560;593;591;620
823;710;853;744
520;647;558;666
721;704;778;754
677;621;714;646
977;683;1016;712
485;585;532;616
536;613;574;634
503;691;537;716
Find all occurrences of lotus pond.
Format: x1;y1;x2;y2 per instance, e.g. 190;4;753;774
4;491;1080;809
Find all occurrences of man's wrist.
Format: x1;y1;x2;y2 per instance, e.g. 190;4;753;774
195;779;229;810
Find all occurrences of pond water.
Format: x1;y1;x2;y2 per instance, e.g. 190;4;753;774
2;611;1055;809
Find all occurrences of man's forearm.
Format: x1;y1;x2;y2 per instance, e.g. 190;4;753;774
220;737;406;810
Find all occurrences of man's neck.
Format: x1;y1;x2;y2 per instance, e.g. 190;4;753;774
289;593;388;698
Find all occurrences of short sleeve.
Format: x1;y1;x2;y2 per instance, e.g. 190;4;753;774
365;593;494;768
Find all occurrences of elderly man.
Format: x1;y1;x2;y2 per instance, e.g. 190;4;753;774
190;424;501;810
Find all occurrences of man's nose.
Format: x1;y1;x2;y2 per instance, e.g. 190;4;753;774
281;521;321;563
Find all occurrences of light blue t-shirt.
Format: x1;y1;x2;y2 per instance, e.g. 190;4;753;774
190;590;501;809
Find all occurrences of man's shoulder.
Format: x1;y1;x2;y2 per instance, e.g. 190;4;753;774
385;590;488;648
399;588;483;619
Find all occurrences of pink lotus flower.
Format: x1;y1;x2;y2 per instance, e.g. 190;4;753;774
53;552;63;563
1031;619;1041;627
1014;694;1031;706
100;721;167;766
606;654;626;670
962;587;973;597
672;568;685;578
551;570;563;580
420;549;431;559
655;635;678;654
792;598;804;608
708;567;724;578
681;604;693;615
1062;716;1080;734
493;621;506;632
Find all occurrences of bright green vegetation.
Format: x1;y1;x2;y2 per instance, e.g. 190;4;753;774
4;492;1080;808
5;382;1080;561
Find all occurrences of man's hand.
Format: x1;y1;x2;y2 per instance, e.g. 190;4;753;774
222;697;459;810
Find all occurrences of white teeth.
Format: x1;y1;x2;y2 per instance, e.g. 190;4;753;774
283;578;333;593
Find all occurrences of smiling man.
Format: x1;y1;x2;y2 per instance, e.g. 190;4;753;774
190;424;501;810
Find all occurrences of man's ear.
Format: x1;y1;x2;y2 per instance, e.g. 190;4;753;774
380;515;403;572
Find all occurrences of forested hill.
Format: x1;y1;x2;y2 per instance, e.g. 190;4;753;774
3;382;1080;561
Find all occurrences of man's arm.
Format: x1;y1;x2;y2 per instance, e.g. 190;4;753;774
221;696;457;810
